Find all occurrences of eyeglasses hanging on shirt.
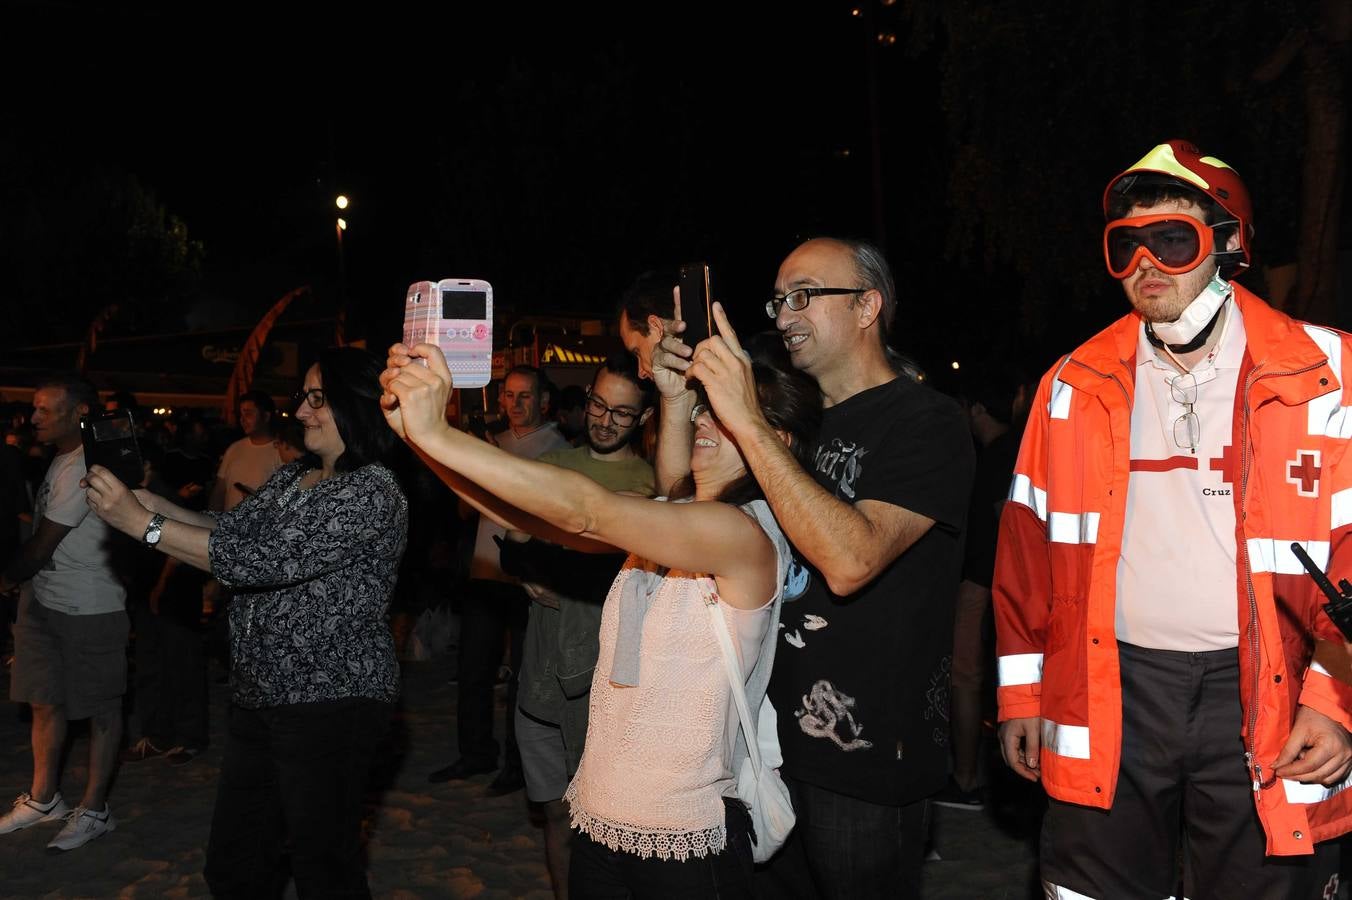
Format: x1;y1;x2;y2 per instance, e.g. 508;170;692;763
1169;372;1200;452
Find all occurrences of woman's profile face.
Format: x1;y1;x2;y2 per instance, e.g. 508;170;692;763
295;364;346;463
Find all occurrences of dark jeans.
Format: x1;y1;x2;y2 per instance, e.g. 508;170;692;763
1042;642;1340;900
571;797;754;899
130;598;208;749
456;580;527;768
754;776;929;899
203;697;391;900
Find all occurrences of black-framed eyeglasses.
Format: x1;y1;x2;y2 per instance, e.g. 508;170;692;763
765;287;869;319
585;393;639;427
293;387;326;410
1169;372;1199;451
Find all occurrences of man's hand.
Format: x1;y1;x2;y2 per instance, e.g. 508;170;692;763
999;717;1043;782
686;303;766;438
649;286;694;400
1272;705;1352;786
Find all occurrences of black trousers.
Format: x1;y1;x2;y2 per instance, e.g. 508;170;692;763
203;698;391;900
456;579;527;768
753;776;929;899
570;797;755;899
1041;642;1340;900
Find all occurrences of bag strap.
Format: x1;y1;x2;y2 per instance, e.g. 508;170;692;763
702;580;764;779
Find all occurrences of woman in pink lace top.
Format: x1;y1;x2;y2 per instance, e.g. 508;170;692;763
382;337;819;898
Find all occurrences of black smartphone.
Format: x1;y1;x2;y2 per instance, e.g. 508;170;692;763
80;409;144;487
678;262;714;347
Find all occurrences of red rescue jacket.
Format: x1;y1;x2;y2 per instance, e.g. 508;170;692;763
994;285;1352;855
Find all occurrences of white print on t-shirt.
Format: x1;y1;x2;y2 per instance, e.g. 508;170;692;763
783;559;811;602
796;679;874;751
814;439;868;500
803;614;827;631
781;612;829;650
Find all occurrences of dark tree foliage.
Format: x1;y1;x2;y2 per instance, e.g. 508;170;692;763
899;0;1340;349
0;138;204;347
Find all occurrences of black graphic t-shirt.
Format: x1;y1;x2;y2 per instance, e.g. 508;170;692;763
767;375;974;805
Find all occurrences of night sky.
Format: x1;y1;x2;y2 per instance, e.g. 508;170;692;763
4;2;1348;386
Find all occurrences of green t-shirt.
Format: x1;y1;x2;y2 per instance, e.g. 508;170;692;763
536;445;655;495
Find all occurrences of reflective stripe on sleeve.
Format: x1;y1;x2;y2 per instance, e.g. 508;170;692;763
1048;511;1100;545
997;653;1044;686
1333;489;1352;531
1282;768;1352;805
1041;718;1091;759
1049;379;1073;420
1303;326;1352;439
1246;539;1329;575
1008;474;1048;521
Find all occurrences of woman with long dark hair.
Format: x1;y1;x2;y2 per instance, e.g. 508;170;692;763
383;337;819;898
85;347;407;899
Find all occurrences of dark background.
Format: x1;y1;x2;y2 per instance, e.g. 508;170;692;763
2;1;1348;388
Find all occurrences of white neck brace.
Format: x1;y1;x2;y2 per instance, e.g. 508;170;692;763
1150;272;1233;346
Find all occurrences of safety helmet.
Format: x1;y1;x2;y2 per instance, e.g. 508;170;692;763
1103;140;1253;270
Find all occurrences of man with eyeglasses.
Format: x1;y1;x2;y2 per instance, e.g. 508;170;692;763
662;236;974;897
209;390;282;513
994;140;1352;898
496;354;655;896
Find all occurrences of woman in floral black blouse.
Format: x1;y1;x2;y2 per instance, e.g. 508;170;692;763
86;347;407;899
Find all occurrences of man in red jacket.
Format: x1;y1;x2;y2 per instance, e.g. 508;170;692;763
994;140;1352;898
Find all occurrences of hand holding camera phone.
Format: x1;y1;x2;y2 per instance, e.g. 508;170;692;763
80;409;144;487
402;278;494;389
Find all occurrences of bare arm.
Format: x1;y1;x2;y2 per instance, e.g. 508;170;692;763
726;419;932;596
0;517;74;592
84;466;214;572
688;305;935;596
139;490;218;529
383;344;777;607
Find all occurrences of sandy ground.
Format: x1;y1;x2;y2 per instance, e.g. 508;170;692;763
0;649;1047;899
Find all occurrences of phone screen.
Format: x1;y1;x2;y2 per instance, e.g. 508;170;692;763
442;291;487;319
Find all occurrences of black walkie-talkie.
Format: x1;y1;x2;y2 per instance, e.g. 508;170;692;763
1290;542;1352;641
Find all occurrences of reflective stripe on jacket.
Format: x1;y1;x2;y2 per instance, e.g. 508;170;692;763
993;285;1352;856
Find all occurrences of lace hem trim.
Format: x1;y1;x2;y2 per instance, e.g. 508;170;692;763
566;793;727;862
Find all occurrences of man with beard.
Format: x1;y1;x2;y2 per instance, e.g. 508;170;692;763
484;355;655;897
995;141;1352;897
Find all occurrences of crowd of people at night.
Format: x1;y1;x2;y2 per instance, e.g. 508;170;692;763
2;139;1352;900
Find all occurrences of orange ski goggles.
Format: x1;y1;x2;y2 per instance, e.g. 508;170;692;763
1103;214;1230;279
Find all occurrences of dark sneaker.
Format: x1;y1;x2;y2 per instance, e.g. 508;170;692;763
932;779;984;811
428;758;497;783
120;738;169;763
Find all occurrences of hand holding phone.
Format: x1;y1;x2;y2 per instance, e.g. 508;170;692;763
402;278;493;389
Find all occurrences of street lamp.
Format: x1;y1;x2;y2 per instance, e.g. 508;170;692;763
334;196;349;344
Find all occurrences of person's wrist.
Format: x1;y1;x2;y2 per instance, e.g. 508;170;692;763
661;388;696;406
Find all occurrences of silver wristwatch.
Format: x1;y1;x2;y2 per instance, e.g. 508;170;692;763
142;513;167;548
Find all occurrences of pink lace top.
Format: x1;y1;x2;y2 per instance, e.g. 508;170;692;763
565;500;789;861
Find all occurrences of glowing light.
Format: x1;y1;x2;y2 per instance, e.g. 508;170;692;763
951;361;960;370
850;7;860;16
337;218;347;231
335;195;349;210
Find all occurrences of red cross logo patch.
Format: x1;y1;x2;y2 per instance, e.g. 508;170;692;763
1287;450;1322;498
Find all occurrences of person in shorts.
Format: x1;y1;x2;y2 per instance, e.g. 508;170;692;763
0;375;128;852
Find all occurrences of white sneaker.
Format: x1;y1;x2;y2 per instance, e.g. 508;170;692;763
46;805;116;851
0;792;70;834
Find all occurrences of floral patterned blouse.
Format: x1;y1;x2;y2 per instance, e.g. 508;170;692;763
208;461;407;709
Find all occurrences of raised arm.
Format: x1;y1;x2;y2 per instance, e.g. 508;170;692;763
688;304;943;596
85;466;214;572
383;344;776;606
